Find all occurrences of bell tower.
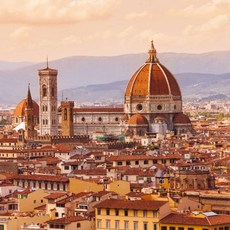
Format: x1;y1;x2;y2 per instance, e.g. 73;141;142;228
25;84;35;140
61;100;74;136
38;61;58;136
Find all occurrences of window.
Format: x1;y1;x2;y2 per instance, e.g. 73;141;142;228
153;159;157;164
42;85;47;97
124;221;129;230
51;87;55;96
64;165;69;170
143;210;147;217
115;220;120;230
178;228;184;230
126;161;131;166
33;200;36;204
135;160;139;165
9;204;18;210
76;223;81;228
106;209;110;215
63;184;66;191
115;117;119;122
153;211;157;218
134;221;138;230
0;225;4;230
124;210;128;216
134;210;138;217
55;212;59;217
157;105;162;110
97;209;101;215
144;222;148;230
144;160;149;165
153;223;157;230
136;104;143;111
170;227;176;230
188;228;194;230
97;219;102;228
117;161;122;166
106;220;111;228
98;117;102;122
81;117;85;122
161;227;167;230
162;159;166;164
115;209;119;216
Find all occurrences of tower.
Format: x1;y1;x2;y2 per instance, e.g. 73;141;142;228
61;101;74;136
38;62;58;136
24;84;35;140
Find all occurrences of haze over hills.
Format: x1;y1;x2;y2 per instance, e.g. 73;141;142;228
0;51;230;105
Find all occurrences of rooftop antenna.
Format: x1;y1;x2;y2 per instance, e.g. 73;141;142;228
62;91;64;101
46;55;49;68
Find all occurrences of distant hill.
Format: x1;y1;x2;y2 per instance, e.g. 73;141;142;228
0;51;230;104
61;72;230;104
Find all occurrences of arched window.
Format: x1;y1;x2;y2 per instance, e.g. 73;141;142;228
64;108;67;120
51;87;55;97
42;85;47;97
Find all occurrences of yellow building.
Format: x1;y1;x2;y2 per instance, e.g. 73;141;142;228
160;212;230;230
69;178;130;196
95;198;170;230
18;189;49;212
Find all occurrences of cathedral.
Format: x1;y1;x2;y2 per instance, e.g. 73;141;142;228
12;42;192;139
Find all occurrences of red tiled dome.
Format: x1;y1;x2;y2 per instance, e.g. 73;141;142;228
125;42;181;98
14;99;39;117
174;113;191;124
127;114;148;125
155;115;166;121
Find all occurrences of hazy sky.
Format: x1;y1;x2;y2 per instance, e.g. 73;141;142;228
1;0;230;62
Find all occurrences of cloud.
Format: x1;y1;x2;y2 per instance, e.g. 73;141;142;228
183;14;229;35
0;0;120;25
125;11;148;20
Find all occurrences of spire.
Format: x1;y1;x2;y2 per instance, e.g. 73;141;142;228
146;40;158;63
26;83;33;108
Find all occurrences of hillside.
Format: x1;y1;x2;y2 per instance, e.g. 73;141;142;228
0;51;230;104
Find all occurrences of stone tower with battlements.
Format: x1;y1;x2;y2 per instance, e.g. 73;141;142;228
38;64;58;136
61;101;74;137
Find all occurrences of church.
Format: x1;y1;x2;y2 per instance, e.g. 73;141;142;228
12;42;192;139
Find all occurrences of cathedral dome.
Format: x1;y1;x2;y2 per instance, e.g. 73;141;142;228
127;114;148;125
173;113;191;124
14;99;39;117
125;41;181;98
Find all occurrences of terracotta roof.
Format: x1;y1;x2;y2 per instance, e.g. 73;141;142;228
74;107;124;113
174;113;191;124
44;192;67;200
14;174;69;182
125;56;181;97
160;213;230;226
71;169;106;176
154;115;166;121
94;198;167;210
127;114;148;125
47;216;86;225
13;99;39;117
109;154;181;161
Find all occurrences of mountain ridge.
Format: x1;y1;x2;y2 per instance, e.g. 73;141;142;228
1;50;230;104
